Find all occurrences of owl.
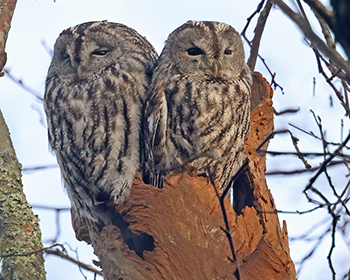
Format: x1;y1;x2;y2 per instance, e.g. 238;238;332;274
144;21;252;192
44;21;158;227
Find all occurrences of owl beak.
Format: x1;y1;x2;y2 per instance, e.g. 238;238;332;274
77;65;86;79
210;61;219;78
214;62;219;78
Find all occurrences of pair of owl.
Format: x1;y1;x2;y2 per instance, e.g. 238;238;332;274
44;20;252;227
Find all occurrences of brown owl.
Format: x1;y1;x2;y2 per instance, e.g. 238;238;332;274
44;21;158;227
143;21;252;192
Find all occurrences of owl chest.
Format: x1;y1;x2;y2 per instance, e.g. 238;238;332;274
168;82;236;132
52;83;128;154
166;81;239;156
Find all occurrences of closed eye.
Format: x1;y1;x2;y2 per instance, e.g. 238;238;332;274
187;47;204;56
92;48;110;56
61;51;69;60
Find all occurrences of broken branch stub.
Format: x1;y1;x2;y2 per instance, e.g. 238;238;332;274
74;72;296;280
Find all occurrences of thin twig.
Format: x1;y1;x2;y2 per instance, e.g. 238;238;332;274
289;122;350;149
304;132;350;191
46;248;103;276
313;48;350;115
265;160;343;176
327;211;340;280
22;163;58;173
208;173;241;279
242;0;284;93
263;150;349;159
246;0;273;70
31;204;70;211
3;68;44;102
256;129;311;168
271;0;350;78
0;243;62;258
273;107;300;115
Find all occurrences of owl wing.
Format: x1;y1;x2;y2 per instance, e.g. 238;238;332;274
142;79;168;188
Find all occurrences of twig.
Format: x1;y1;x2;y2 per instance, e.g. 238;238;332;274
256;129;311;168
304;132;350;191
0;243;63;258
241;0;266;38
3;68;44;102
256;129;289;151
277;204;325;214
310;110;328;157
46;248;103;276
295;0;310;25
302;0;333;25
270;0;350;78
293;225;329;276
263;150;349;159
313;48;350;116
289;122;350;149
327;211;340;280
246;0;273;70
208;172;241;280
273;107;300;115
241;0;284;93
22;163;58;173
31;204;70;211
265;160;343;176
41;40;53;58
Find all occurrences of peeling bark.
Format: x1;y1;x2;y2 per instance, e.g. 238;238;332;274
74;72;296;280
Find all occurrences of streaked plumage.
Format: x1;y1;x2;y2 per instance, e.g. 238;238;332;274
144;21;251;191
44;21;158;227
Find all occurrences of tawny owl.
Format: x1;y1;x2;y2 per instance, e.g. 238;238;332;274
144;21;252;192
44;21;158;227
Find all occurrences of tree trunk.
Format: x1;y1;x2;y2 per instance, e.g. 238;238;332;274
0;111;46;280
74;72;297;280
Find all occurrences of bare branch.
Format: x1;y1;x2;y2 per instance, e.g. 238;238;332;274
302;0;333;24
209;173;240;273
45;248;103;276
22;163;58;173
266;160;344;176
246;0;273;70
313;49;350;115
271;0;350;78
304;132;350;191
273;107;300;115
3;68;44;102
242;1;285;93
289;122;350;149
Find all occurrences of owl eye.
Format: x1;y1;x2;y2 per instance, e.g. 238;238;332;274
187;47;204;56
224;49;232;55
61;51;69;60
92;48;110;56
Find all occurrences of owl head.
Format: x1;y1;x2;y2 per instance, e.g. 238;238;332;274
159;20;246;82
47;21;157;82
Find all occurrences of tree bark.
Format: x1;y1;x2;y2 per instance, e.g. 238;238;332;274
0;111;46;280
0;1;46;279
75;72;296;280
0;0;17;72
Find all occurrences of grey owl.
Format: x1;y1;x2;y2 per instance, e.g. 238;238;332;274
44;21;158;227
144;21;252;192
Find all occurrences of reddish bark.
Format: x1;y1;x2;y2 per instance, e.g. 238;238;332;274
75;72;296;280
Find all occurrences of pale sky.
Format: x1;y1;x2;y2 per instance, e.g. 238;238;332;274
1;0;349;279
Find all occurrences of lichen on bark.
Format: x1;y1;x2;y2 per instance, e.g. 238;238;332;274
0;110;46;280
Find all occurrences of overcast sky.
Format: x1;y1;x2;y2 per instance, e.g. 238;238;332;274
1;0;349;279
